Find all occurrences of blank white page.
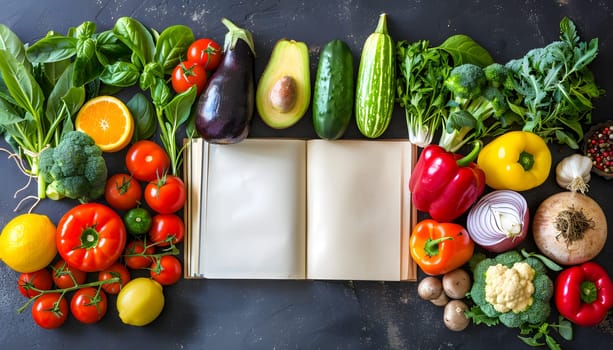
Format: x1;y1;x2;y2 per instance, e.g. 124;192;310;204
306;140;410;281
201;139;307;279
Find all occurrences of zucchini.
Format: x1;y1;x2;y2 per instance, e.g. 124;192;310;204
312;39;354;140
355;13;395;138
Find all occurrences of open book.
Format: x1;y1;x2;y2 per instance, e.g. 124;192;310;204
183;138;417;281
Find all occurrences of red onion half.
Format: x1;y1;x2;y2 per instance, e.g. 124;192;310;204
466;190;529;253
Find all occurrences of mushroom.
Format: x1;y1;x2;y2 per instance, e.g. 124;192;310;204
444;300;470;331
442;269;471;299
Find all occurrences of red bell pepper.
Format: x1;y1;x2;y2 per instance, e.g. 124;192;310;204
555;261;613;327
409;142;485;222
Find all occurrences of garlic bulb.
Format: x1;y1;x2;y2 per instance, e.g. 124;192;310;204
555;154;592;193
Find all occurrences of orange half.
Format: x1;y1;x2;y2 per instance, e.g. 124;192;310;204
75;96;134;152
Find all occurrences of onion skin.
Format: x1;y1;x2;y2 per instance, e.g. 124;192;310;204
466;190;529;253
533;191;607;265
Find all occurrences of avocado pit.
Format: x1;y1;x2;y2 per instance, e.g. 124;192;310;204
269;75;297;113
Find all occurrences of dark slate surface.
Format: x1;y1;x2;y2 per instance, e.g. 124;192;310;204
1;1;612;349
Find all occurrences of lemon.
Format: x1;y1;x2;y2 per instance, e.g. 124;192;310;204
0;214;57;273
117;278;165;326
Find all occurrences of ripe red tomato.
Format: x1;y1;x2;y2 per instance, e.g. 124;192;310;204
18;269;53;298
125;140;170;182
144;175;186;214
56;203;127;272
187;38;222;71
171;60;207;95
150;255;182;286
149;214;185;247
52;260;87;289
98;262;131;294
70;287;108;324
32;293;68;329
123;240;155;270
104;173;142;211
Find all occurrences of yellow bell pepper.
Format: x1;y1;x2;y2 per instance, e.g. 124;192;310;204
477;131;551;191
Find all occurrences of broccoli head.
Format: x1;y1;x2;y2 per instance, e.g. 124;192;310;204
444;63;487;100
38;131;108;203
468;250;553;328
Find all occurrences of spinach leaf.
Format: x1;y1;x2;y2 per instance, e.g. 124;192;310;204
439;34;494;67
46;63;84;127
113;17;155;68
0;50;44;119
127;92;157;141
0;24;29;67
0;96;23;126
154;25;194;74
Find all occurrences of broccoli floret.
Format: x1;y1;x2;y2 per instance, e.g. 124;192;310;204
38;131;108;203
467;250;554;329
444;63;486;100
483;63;515;91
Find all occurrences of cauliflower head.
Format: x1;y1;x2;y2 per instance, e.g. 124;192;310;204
469;250;553;328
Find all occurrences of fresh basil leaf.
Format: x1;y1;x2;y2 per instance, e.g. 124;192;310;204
439;34;494;67
73;53;103;86
27;35;77;63
99;61;140;87
127;92;157;141
95;30;131;59
151;78;171;107
164;85;197;126
113;17;155;68
154;25;194;74
139;61;164;90
74;21;96;39
76;37;96;60
0;50;44;119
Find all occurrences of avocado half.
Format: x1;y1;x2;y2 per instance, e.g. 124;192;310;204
256;39;310;129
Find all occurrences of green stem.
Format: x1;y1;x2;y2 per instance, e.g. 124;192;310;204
580;281;598;304
456;141;482;167
518;151;535;171
424;237;453;257
16;277;120;314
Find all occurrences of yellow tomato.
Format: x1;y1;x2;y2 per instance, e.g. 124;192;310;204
117;278;165;326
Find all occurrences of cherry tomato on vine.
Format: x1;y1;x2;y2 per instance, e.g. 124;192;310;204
17;269;53;298
98;262;131;295
51;259;86;289
104;173;142;211
124;240;155;270
149;214;185;247
56;203;127;272
70;287;108;324
144;175;186;214
32;293;68;329
125;140;170;182
171;60;207;95
150;255;182;286
187;38;222;71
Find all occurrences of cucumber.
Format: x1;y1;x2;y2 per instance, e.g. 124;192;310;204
355;13;395;138
312;39;354;140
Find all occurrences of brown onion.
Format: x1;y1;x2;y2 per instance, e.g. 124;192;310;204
532;191;607;265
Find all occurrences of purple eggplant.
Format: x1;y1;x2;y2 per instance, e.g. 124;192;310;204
195;18;256;143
